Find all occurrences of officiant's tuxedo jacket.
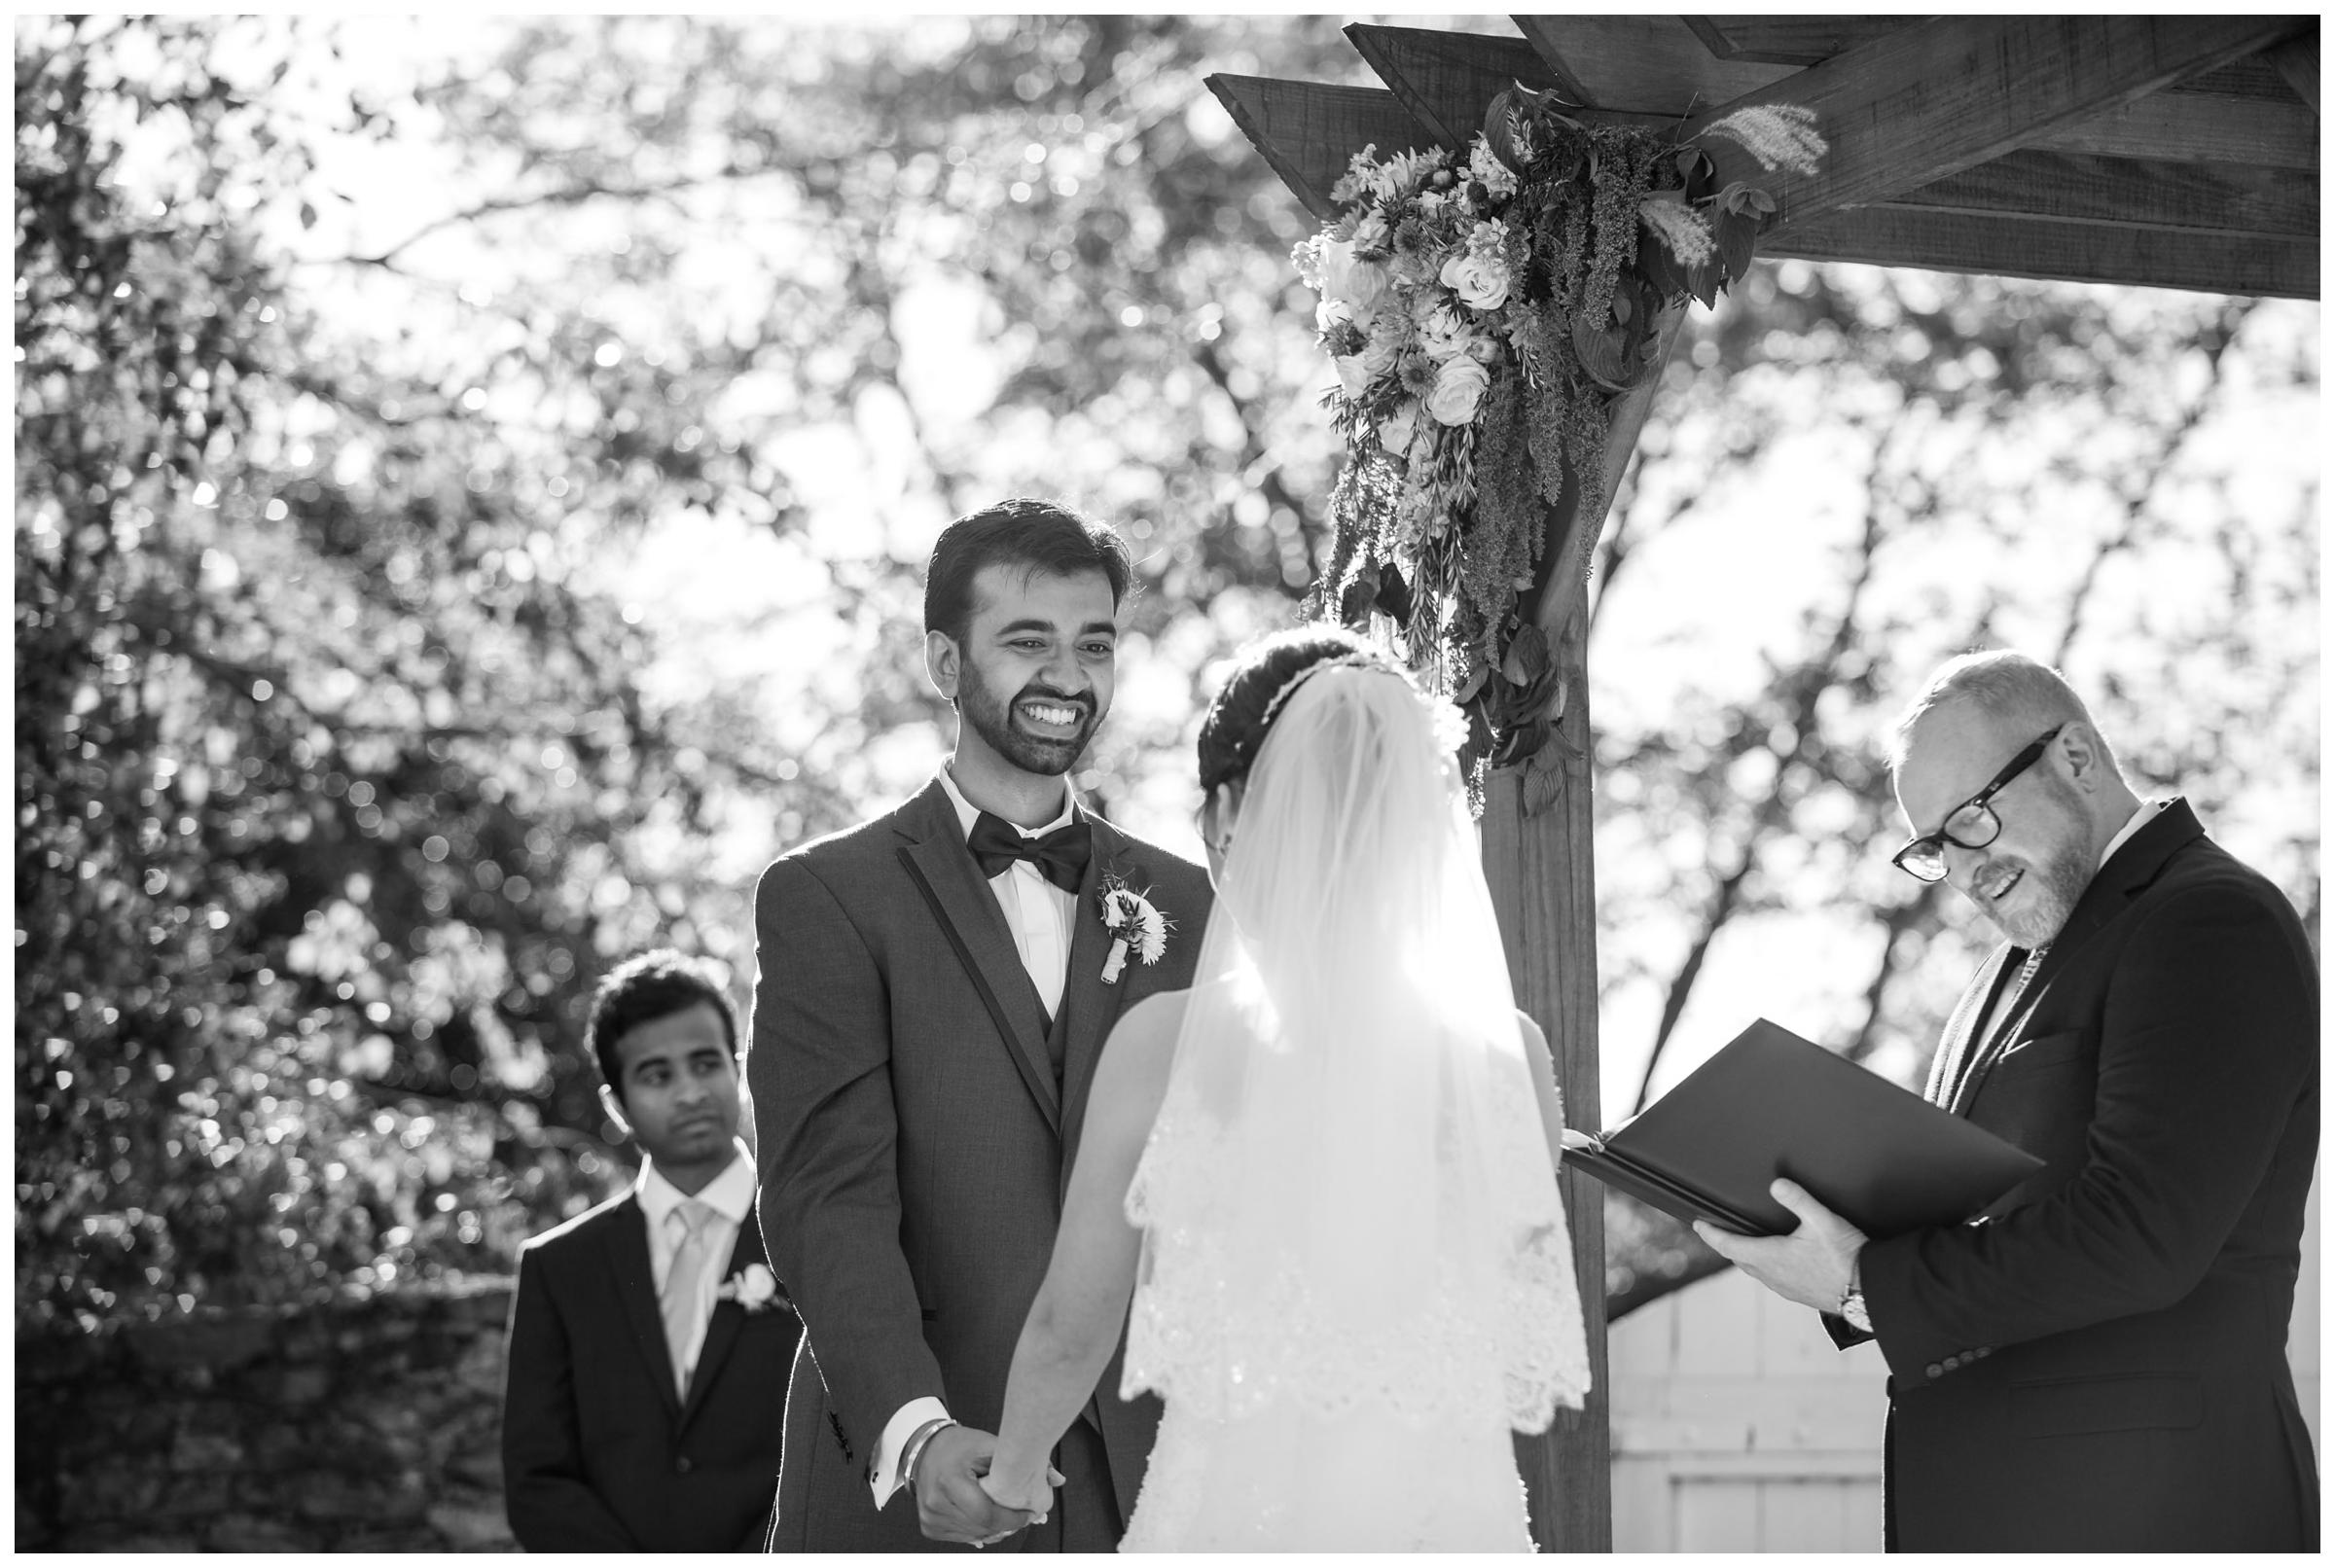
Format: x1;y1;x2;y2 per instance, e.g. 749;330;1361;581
501;1189;802;1550
1833;800;2318;1550
749;777;1212;1550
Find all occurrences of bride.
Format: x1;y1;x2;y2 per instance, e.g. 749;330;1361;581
979;626;1589;1550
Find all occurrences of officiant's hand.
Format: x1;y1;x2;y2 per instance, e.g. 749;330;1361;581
1695;1178;1866;1314
914;1426;1033;1546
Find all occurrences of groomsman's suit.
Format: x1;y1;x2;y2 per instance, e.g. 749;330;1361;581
1834;801;2318;1550
749;774;1211;1550
502;1149;803;1550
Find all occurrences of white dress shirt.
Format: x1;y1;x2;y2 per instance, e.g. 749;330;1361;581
936;765;1080;1019
868;769;1082;1506
636;1140;756;1390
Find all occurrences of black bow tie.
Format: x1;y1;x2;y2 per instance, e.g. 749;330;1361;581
967;811;1092;894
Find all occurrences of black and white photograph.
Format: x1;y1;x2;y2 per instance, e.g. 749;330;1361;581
16;13;2319;1553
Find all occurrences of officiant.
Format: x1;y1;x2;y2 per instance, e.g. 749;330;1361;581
1699;651;2317;1551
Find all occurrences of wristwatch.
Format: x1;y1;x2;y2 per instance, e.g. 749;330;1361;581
1838;1269;1872;1334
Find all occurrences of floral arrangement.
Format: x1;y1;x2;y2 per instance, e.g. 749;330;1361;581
1295;85;1825;782
1097;873;1169;984
719;1262;784;1314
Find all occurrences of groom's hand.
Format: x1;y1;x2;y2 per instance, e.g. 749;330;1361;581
1695;1178;1865;1314
914;1426;1033;1546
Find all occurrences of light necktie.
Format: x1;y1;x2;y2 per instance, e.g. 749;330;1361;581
662;1199;712;1397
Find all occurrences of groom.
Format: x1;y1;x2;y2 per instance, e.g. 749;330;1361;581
749;498;1213;1550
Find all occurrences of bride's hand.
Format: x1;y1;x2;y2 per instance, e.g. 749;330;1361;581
977;1462;1065;1525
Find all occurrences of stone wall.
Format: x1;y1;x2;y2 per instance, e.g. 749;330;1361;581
17;1277;518;1552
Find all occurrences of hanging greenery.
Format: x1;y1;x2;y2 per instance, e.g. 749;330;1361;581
1296;86;1825;784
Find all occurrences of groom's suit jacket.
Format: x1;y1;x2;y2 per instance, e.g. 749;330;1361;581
748;777;1212;1551
501;1189;802;1550
1832;800;2318;1550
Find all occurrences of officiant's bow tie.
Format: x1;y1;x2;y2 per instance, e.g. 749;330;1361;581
967;811;1091;894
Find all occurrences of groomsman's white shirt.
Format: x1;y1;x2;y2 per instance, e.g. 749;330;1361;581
636;1140;755;1391
869;768;1080;1505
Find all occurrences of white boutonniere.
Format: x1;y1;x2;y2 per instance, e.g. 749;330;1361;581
1097;873;1169;985
717;1262;782;1314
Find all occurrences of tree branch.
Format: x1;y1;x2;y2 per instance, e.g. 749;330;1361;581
333;161;783;268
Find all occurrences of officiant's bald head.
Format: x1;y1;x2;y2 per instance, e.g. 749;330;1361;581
1886;651;2140;944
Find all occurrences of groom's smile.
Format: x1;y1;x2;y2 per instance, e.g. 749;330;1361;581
1016;694;1091;734
937;562;1120;790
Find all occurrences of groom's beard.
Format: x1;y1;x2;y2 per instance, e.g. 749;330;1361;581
957;661;1101;778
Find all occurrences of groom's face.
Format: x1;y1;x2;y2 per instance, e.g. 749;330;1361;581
942;564;1119;779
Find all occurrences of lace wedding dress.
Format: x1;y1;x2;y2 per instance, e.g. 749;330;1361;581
1111;664;1590;1551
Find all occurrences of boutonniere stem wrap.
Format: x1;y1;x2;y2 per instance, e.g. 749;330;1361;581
1097;874;1169;984
718;1262;782;1314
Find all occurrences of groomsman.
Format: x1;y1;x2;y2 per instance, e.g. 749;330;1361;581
748;498;1213;1550
502;949;800;1550
1701;651;2317;1550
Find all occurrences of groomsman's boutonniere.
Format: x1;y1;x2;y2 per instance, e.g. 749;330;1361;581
718;1263;783;1314
1097;873;1169;984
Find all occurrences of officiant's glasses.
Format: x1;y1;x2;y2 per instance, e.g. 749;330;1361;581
1890;725;2066;883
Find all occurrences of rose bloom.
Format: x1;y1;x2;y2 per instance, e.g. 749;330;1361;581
1439;247;1510;311
1426;354;1491;425
1335;352;1373;401
1416;301;1478;362
1361;317;1404;379
1343;257;1390;318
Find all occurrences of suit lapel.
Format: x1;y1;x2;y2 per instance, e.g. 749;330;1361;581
895;778;1062;1135
1928;946;2012;1110
677;1221;762;1430
1056;819;1140;1162
1951;800;2205;1113
604;1197;682;1419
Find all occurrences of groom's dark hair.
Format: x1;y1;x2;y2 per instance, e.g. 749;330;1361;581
923;497;1133;646
587;948;739;1107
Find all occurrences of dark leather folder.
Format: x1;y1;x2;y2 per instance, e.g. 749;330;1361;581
1562;1018;2045;1237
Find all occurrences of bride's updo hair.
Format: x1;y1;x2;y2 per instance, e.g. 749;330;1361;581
1197;624;1389;796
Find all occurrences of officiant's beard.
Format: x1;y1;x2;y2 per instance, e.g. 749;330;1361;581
1975;846;2092;946
956;663;1100;779
1968;779;2095;946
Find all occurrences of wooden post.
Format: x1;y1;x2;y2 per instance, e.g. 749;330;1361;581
1480;621;1606;1550
1479;309;1683;1552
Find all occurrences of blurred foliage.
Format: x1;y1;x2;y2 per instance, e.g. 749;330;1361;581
12;14;1375;1326
14;16;2317;1331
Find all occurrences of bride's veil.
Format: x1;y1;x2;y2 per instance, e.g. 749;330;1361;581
1122;659;1589;1436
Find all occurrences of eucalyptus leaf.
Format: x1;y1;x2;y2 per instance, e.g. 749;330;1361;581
1715;207;1759;284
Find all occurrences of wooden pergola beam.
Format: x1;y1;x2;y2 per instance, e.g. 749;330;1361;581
1886;150;2318;240
1765;207;2318;300
2268;29;2320;113
1343;25;1557;151
1675;14;2314;226
1204;69;2317;276
1681;15;1909;65
1515;14;1794;115
1347;20;2320;201
1203;76;1434;220
2039;88;2317;169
